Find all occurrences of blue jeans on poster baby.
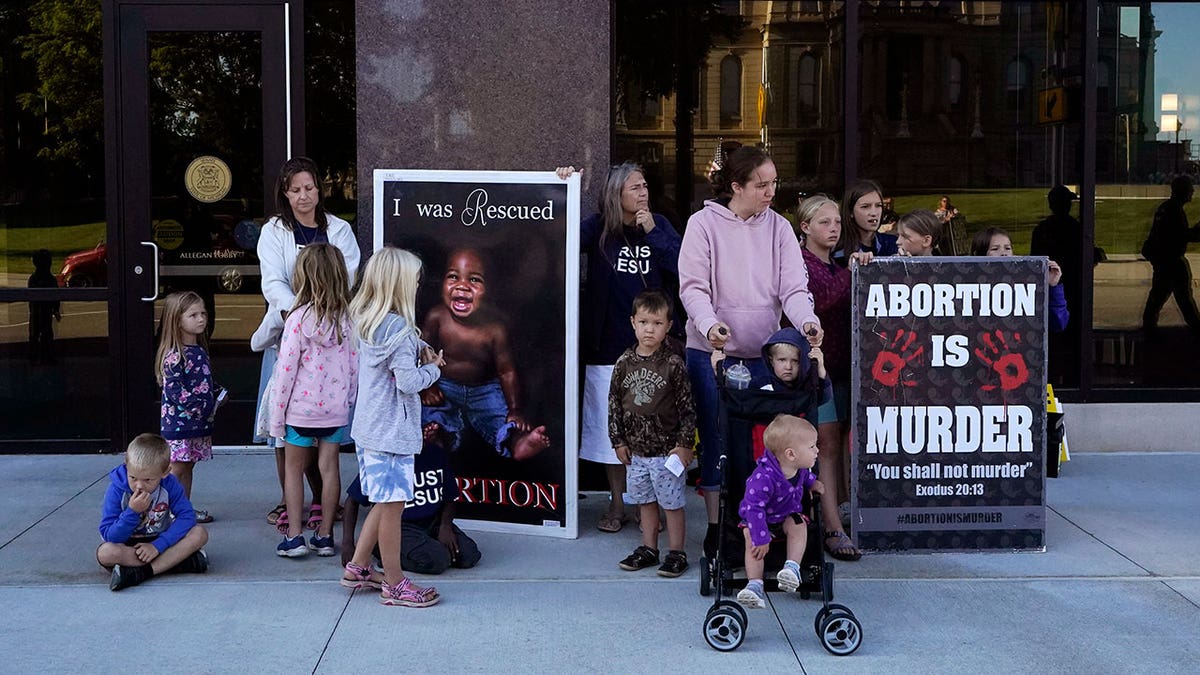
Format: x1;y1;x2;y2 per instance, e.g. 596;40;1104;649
428;377;516;458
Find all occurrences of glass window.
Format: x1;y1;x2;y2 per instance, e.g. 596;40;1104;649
720;55;743;125
1093;2;1200;390
1;4;107;290
949;54;964;108
0;3;112;442
859;2;1084;388
615;1;843;220
798;53;818;111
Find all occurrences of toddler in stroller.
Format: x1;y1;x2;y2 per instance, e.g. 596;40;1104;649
706;327;829;579
735;414;822;608
700;328;862;654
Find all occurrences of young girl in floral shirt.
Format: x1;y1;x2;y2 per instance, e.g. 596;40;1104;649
157;291;217;524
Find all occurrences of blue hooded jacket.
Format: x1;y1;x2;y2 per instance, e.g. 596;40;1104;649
753;327;833;404
98;464;197;553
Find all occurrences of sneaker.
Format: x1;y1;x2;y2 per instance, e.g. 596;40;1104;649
109;563;151;591
172;549;209;574
736;583;766;609
276;534;308;558
308;535;335;557
618;545;659;571
776;563;801;593
194;509;214;524
380;577;440;607
657;550;689;578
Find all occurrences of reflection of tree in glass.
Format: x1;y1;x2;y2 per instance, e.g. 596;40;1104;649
8;1;356;204
14;0;105;196
148;32;263;196
614;0;745;210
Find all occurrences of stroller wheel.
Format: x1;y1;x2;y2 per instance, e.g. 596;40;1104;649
818;611;863;656
718;599;748;627
699;557;712;597
814;603;856;637
702;606;746;651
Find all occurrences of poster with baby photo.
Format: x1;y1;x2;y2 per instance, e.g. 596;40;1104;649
373;169;580;538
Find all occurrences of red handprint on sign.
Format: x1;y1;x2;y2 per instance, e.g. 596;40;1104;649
870;329;925;388
974;330;1029;391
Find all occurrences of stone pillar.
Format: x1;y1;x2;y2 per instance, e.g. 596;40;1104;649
355;0;611;248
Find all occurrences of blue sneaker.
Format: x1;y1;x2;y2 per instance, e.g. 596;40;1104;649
276;534;308;558
308;534;335;557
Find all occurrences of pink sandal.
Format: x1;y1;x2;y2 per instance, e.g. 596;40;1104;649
275;511;290;535
341;562;383;590
305;504;323;531
380;577;440;607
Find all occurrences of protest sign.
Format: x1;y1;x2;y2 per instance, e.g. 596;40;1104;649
373;170;580;538
851;257;1047;551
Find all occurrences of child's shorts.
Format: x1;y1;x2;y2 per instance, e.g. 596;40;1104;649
354;445;415;504
626;455;687;510
817;380;850;424
740;513;808;543
345;475;372;507
285;424;347;447
168;436;212;463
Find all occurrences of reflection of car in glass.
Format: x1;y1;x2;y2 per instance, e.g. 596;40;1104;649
57;241;107;287
57;219;262;295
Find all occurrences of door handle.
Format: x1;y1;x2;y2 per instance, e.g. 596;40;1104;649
140;241;160;302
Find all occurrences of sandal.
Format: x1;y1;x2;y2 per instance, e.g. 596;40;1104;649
266;503;286;525
305;504;323;531
340;562;383;590
380;577;440;607
596;512;628;533
275;511;291;535
824;530;862;561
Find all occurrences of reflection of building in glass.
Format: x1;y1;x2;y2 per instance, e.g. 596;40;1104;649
616;2;1188;197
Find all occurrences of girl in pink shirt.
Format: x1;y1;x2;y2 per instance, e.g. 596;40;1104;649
269;244;358;558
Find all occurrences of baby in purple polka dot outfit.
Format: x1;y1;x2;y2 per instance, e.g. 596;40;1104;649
735;414;824;609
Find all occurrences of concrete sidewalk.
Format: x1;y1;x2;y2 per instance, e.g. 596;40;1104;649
1;452;1197;673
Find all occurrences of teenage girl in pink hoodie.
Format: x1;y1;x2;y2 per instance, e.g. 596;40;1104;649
269;244;358;558
678;146;822;557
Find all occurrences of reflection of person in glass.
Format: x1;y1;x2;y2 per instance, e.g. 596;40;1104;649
420;248;551;461
1141;176;1200;336
1030;184;1094;384
28;249;61;364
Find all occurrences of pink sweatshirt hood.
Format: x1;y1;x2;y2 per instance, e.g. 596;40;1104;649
678;200;818;358
267;304;358;437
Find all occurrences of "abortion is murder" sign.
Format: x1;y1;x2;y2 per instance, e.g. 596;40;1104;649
851;257;1047;552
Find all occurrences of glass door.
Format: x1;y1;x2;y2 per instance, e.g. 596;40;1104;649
114;3;292;447
0;3;113;451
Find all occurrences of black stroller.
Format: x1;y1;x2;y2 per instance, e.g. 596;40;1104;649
698;370;863;655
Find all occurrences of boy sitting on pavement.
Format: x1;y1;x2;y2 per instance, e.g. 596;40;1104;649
341;419;481;575
736;414;824;609
610;289;696;578
97;433;209;591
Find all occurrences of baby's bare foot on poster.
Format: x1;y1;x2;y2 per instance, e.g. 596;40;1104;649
511;426;551;461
